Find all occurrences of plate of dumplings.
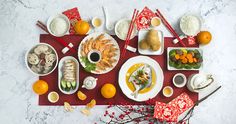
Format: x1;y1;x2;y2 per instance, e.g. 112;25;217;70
25;43;58;76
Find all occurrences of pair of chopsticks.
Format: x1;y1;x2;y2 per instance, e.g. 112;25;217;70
121;9;139;57
36;21;77;53
155;9;186;47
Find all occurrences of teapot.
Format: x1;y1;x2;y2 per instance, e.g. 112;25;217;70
82;76;97;90
187;73;214;93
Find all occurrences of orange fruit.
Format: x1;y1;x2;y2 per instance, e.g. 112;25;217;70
32;80;48;95
74;20;90;35
86;99;96;109
101;83;116;99
197;31;212;45
77;91;87;101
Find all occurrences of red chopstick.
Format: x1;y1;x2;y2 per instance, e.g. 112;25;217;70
121;9;139;57
36;21;77;53
155;9;186;47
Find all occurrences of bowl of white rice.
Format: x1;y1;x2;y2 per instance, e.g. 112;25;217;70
180;15;201;36
47;14;70;37
115;19;137;41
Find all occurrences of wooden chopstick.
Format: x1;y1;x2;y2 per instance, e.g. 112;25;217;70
156;9;186;47
36;21;77;53
121;9;139;57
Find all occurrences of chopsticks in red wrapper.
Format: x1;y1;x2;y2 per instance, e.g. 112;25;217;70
155;9;186;47
121;9;139;57
36;21;77;54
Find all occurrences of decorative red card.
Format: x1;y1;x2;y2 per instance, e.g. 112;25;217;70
153;101;179;122
135;7;156;30
62;7;81;34
168;92;194;115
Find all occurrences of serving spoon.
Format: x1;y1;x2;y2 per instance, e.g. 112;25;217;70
102;6;114;31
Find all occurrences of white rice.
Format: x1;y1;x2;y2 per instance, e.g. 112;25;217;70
180;15;201;36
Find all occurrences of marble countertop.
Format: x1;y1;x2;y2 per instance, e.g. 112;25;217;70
0;0;236;123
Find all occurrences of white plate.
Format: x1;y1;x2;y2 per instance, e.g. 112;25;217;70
138;29;164;55
119;56;164;102
115;19;137;41
167;47;203;70
78;32;120;74
25;43;58;76
58;56;79;94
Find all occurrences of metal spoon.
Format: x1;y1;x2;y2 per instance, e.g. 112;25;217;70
102;6;114;31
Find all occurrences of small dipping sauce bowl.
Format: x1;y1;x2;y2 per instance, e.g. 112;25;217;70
151;17;161;27
92;17;102;28
48;91;59;103
173;73;187;88
162;86;173;97
87;50;101;64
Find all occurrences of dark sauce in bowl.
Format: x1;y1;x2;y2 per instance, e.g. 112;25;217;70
90;52;100;62
174;75;184;84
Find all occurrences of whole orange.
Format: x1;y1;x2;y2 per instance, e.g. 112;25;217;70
32;80;49;95
101;83;116;99
197;31;212;45
74;20;90;35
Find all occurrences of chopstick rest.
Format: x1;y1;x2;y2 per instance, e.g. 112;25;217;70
62;43;74;54
126;45;137;53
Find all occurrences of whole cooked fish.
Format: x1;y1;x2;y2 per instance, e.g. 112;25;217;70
129;64;152;98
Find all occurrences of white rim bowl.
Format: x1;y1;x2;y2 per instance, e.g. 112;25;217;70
172;73;187;88
162;86;173;97
47;14;70;37
115;19;137;41
25;43;58;76
48;91;59;103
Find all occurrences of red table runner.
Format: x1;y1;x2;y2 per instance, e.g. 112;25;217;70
39;34;198;105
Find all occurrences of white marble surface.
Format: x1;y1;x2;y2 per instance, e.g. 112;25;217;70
0;0;236;123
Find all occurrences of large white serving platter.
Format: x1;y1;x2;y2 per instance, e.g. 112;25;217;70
119;56;164;102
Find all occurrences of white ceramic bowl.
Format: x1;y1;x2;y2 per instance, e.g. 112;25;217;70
47;14;70;37
172;73;187;88
115;19;137;41
162;86;174;97
92;17;103;28
25;43;58;76
48;91;59;103
179;14;202;36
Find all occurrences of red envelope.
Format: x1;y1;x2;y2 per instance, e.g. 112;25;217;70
62;7;82;34
168;93;194;115
153;101;179;122
135;7;156;30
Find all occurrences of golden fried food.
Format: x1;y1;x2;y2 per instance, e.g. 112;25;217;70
139;39;150;50
81;34;118;72
139;29;161;51
151;44;161;51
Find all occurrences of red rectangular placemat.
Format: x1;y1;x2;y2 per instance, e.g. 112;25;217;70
39;34;198;105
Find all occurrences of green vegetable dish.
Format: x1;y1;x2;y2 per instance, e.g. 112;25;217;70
168;48;203;70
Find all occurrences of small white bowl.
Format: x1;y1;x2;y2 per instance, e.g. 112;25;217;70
92;17;103;28
115;19;137;41
172;73;187;88
151;17;161;27
162;86;173;97
48;91;59;103
87;50;101;64
25;43;58;76
47;14;70;37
